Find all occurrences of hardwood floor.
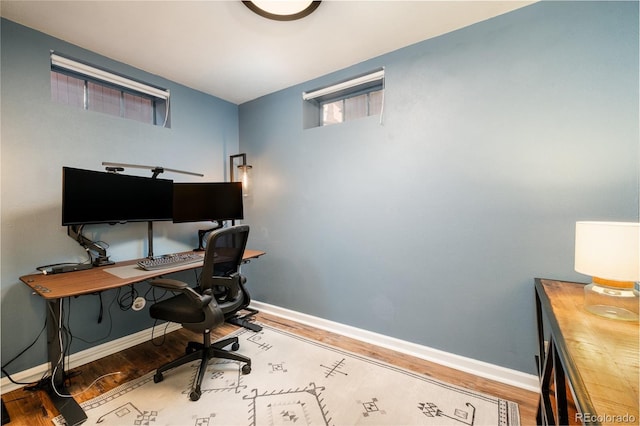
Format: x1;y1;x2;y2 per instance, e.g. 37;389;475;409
2;312;539;425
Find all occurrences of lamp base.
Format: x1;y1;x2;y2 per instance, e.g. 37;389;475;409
584;283;639;321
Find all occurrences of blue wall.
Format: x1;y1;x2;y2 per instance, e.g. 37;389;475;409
239;1;639;374
1;19;240;373
2;1;638;379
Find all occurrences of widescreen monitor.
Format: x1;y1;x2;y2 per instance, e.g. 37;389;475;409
173;182;243;223
62;167;173;225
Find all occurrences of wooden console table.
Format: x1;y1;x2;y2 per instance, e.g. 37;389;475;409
535;278;639;425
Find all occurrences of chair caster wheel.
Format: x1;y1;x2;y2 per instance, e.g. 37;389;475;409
231;342;240;351
153;373;163;383
241;364;251;375
190;389;201;401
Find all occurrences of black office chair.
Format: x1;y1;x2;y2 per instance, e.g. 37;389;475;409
148;225;252;401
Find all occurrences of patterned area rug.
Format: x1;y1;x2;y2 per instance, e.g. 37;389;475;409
55;324;520;425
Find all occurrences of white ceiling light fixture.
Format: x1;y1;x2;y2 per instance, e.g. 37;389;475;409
243;1;321;21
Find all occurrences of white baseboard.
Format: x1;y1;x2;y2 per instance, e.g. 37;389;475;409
0;323;181;395
252;301;540;393
2;302;539;395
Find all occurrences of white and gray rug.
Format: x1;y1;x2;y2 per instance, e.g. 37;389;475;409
55;324;520;425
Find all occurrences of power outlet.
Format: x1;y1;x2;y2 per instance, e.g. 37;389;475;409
132;297;146;311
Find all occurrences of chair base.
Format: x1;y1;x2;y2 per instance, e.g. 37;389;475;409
226;307;263;332
153;332;251;401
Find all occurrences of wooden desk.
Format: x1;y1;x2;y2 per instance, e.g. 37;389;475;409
20;249;265;426
535;278;639;425
21;249;265;299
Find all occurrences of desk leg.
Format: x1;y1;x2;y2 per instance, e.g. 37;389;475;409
47;300;64;386
45;299;88;425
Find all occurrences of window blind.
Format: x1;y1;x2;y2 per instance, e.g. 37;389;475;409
50;53;169;100
302;69;384;101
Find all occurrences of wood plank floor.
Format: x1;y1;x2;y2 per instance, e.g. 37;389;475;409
2;312;539;425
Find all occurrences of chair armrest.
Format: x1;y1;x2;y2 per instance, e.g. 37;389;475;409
149;278;189;291
150;278;213;309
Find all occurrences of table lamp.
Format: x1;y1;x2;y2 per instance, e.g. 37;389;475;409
575;221;640;321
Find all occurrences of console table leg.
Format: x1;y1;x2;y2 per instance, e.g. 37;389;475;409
553;347;569;425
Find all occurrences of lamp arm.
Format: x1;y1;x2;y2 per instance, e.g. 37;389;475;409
101;161;203;177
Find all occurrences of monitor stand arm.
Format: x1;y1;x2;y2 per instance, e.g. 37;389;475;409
195;221;224;251
68;225;115;267
147;221;154;259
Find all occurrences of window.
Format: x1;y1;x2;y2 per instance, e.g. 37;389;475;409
322;89;384;125
303;68;384;128
50;53;170;127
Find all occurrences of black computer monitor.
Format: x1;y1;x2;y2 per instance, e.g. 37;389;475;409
62;167;173;225
172;182;243;223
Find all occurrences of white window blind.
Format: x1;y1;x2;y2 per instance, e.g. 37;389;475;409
302;69;384;101
50;53;169;100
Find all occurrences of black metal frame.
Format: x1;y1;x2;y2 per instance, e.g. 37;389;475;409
534;278;599;425
229;153;252;191
226;154;260;331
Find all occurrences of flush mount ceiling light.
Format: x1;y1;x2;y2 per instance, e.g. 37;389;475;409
243;1;321;21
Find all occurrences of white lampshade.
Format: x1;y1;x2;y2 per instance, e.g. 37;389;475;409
575;221;640;283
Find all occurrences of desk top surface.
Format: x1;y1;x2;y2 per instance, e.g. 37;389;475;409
536;278;639;421
20;249;265;299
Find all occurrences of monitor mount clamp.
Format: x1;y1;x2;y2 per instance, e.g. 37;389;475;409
68;225;115;267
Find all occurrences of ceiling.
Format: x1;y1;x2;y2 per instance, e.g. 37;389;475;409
1;1;534;104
